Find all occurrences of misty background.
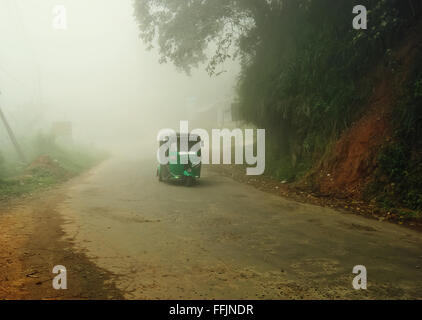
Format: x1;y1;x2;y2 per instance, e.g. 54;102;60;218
0;0;239;155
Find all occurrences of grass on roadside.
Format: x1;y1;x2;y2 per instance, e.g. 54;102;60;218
0;134;108;201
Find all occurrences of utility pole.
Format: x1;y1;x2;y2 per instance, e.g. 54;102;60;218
0;93;27;164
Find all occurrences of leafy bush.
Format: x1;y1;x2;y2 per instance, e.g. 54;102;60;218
366;65;422;211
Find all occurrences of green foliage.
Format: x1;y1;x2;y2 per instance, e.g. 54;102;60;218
378;144;409;182
366;64;422;211
0;134;108;200
0;152;4;175
394;70;422;146
134;0;258;74
366;148;422;211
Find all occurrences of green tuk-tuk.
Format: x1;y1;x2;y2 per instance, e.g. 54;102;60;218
157;133;202;186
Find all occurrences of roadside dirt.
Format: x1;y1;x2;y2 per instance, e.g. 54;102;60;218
26;155;70;181
0;189;123;300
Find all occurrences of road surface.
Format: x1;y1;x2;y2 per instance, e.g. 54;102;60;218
58;156;422;299
2;156;422;299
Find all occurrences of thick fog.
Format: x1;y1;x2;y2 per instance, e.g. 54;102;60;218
0;0;239;155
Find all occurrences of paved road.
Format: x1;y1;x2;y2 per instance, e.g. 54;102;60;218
57;156;422;299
